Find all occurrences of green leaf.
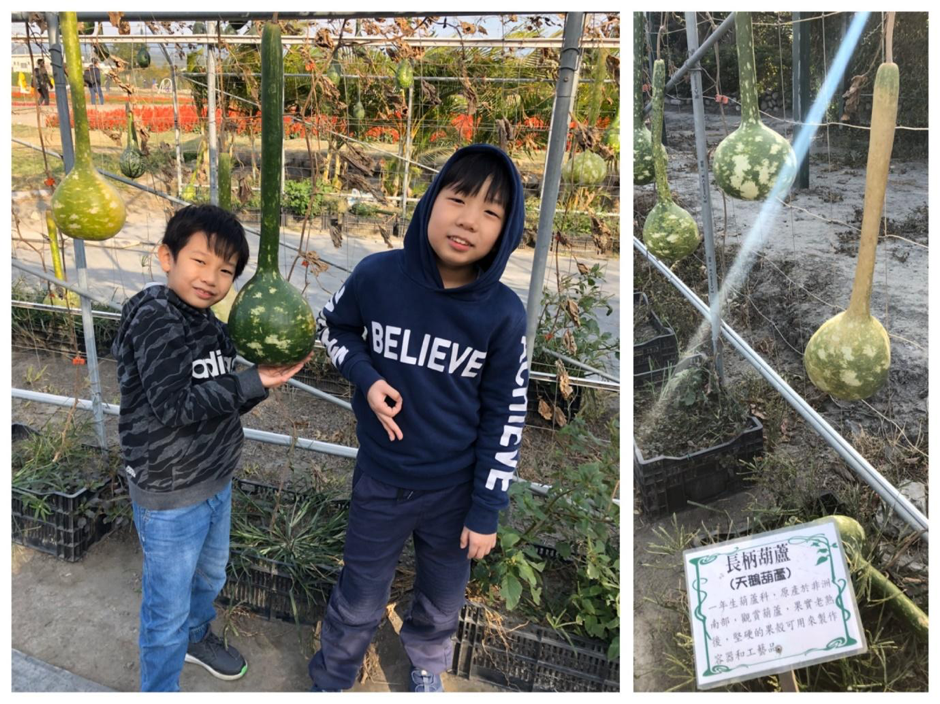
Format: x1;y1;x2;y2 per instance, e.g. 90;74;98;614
500;530;521;549
502;574;523;611
607;636;620;661
530;586;542;605
556;541;572;559
816;556;828;566
517;560;538;587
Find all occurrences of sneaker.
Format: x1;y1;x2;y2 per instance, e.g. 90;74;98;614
309;683;341;692
184;630;248;681
409;667;444;693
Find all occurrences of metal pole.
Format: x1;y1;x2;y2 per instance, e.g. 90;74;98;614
634;237;929;541
400;83;415;222
525;12;585;367
685;11;725;385
792;12;811;189
156;42;184;199
643;12;736;117
207;21;219;205
540;349;619;383
44;12;107;450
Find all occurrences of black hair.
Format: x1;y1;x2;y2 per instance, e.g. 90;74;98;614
436;150;515;211
162;204;250;278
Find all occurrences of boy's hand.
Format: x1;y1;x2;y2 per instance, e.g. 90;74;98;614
257;351;313;389
460;527;497;560
367;379;403;441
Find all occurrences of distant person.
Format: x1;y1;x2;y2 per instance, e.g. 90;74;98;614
31;58;51;105
111;205;313;691
84;57;104;105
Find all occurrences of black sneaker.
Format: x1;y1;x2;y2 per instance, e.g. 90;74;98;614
185;630;248;681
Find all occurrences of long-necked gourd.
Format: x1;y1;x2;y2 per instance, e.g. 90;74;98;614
804;49;898;401
642;59;700;262
119;105;146;179
218;151;232;212
712;12;796;200
633;12;658;185
50;11;126;241
42;210;80;309
228;22;315;365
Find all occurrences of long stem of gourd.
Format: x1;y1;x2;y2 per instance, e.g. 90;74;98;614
846;62;899;319
734;12;761;125
633;12;645;128
58;12;94;169
258;22;283;273
46;211;66;282
651;59;672;204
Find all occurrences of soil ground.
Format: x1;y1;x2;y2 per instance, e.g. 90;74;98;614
633;105;929;691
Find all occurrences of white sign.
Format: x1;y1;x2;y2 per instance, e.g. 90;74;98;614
683;518;867;690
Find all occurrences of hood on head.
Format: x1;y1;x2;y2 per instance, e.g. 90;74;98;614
401;144;525;297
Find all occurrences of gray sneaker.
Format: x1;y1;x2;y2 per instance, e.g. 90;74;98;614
185;630;248;681
409;667;444;692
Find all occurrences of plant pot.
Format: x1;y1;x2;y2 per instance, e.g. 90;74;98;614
633;290;679;385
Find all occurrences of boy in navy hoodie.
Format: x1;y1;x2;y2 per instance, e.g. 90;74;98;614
312;144;529;692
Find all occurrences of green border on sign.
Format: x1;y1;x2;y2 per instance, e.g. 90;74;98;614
689;532;857;678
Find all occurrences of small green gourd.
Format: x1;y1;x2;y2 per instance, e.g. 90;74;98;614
136;46;151;69
562;151;607;186
50;12;126;241
449;93;468;113
396;58;414;90
326;61;342;86
633;12;658;185
712;13;796;200
228;23;316;365
352;100;366;121
642;59;700;263
192;21;206;35
804;60;898;401
119;107;146;179
603;109;620;155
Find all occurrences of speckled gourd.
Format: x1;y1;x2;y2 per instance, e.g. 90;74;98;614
712;13;796;201
642;60;700;262
228;23;316;365
804;61;898;401
119;106;146;179
633;13;658;185
50;12;126;241
562;150;607;186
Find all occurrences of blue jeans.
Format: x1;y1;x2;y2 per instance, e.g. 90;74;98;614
132;481;232;692
89;84;104;105
309;467;472;690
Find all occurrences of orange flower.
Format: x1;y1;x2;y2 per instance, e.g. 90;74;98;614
72;356;86;366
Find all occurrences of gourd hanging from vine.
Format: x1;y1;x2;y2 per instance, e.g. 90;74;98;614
712;12;796;200
804;21;899;401
228;22;316;365
642;59;700;262
633;12;662;185
119;104;146;179
50;11;126;241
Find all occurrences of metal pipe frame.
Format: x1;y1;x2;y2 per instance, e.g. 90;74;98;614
643;12;735;117
10;388;357;458
12;11;598;23
633;237;929;542
179;72;617;84
540;348;619;384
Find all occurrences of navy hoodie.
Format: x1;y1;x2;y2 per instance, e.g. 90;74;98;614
317;144;529;534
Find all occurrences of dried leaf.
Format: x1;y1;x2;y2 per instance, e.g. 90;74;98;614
329;217;343;248
555;360;573;400
564;298;581;327
314;28;334;50
108;12;131;35
537;398;553;421
563;328;577;355
576;261;590;276
841;73;869;122
552;404;568;428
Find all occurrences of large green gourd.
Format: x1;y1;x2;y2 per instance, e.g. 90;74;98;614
51;12;126;241
712;13;796;200
119;106;146;179
228;23;316;365
603;109;620;155
642;60;700;262
633;12;659;185
804;61;898;401
562;150;607;186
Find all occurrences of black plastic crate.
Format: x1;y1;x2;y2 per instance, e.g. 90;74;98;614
233;477;351;511
633;291;679;383
634;414;764;517
451;600;619;692
12;481;116;562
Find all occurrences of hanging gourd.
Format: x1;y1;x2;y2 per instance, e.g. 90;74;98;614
50;12;126;241
119;105;146;179
218;152;232;212
562;150;607;186
228;22;316;365
396;58;414;90
192;21;206;35
633;12;657;185
603;109;620;155
136;45;151;69
803;56;899;401
712;13;796;200
42;210;81;309
326;60;342;86
352;100;366;122
642;59;700;262
449;93;468;113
